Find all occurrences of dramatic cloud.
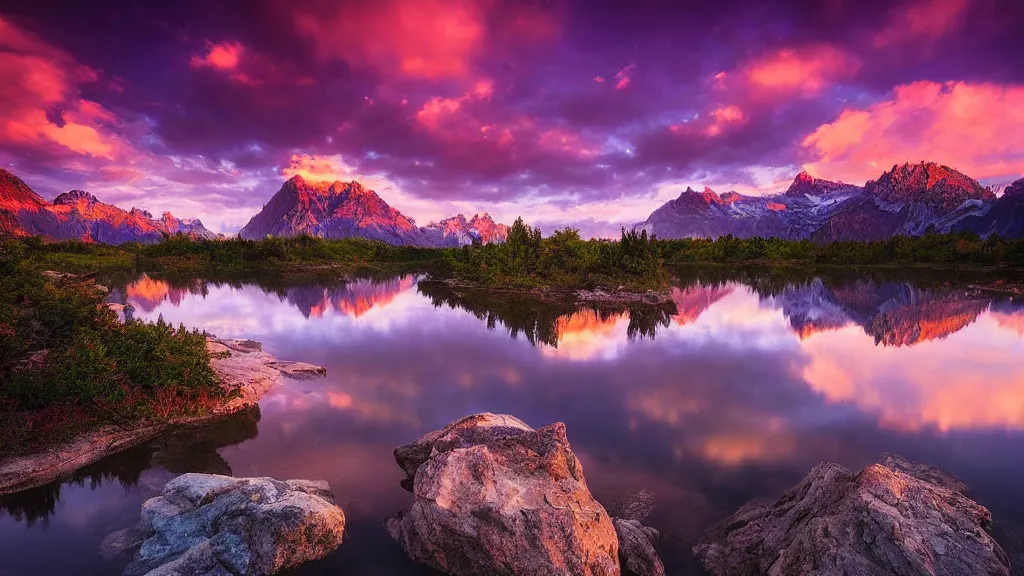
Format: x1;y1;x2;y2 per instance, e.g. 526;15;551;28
742;45;861;96
873;0;969;49
190;41;243;71
1;0;1022;235
0;16;122;160
802;81;1024;183
295;0;486;79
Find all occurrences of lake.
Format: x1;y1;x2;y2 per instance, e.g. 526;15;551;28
2;270;1024;575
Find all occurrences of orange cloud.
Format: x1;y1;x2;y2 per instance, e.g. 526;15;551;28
282;153;358;182
0;16;122;159
802;81;1024;183
873;0;969;49
744;45;860;95
295;0;485;79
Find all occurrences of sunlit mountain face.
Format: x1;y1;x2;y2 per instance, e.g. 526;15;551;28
1;1;1022;237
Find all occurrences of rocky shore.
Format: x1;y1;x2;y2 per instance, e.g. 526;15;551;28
0;337;325;496
7;408;1021;576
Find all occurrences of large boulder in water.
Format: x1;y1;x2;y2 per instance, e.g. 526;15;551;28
104;473;346;576
694;457;1010;576
386;412;621;575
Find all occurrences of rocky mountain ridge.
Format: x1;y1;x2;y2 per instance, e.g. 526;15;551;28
639;162;1022;241
0;169;217;243
238;175;508;246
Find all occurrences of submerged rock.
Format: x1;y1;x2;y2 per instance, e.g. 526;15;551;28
386;412;621;576
103;473;345;576
266;360;328;379
694;458;1010;576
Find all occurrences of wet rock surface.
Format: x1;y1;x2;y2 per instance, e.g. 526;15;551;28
386;412;621;576
694;456;1011;576
103;473;345;576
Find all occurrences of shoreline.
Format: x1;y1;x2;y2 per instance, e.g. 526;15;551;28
0;337;325;496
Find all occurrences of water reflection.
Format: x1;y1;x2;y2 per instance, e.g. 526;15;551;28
417;280;675;346
0;407;260;525
3;270;1022;575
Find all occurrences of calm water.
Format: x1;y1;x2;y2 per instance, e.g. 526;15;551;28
2;271;1024;575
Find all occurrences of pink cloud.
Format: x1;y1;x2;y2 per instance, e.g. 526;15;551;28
613;63;635;90
705;105;745;136
593;76;605;84
190;41;243;70
537;128;601;158
802;81;1024;183
873;0;969;49
188;41;278;86
295;0;485;80
416;96;465;131
0;16;123;159
412;80;601;161
743;45;860;96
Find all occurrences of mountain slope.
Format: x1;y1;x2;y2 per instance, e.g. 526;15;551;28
238;176;430;245
637;162;1016;241
957;178;1024;239
0;168;216;244
638;175;862;240
813;163;993;241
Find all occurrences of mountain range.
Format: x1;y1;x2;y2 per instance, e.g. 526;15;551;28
2;161;1021;245
0;169;218;243
637;162;1024;241
238;175;508;246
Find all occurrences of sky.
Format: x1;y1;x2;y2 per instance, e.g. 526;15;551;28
1;0;1023;236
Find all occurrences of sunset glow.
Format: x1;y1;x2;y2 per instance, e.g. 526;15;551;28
1;0;1019;236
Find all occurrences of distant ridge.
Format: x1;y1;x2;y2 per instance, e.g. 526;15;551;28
637;162;1022;241
0;168;216;243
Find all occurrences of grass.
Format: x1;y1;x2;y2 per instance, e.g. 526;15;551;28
0;240;229;456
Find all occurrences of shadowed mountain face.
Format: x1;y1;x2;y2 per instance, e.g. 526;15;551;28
0;169;216;243
958;179;1024;239
639;163;1020;241
239;175;508;247
638;176;862;241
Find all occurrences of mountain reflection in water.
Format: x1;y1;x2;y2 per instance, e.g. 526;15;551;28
2;271;1023;575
